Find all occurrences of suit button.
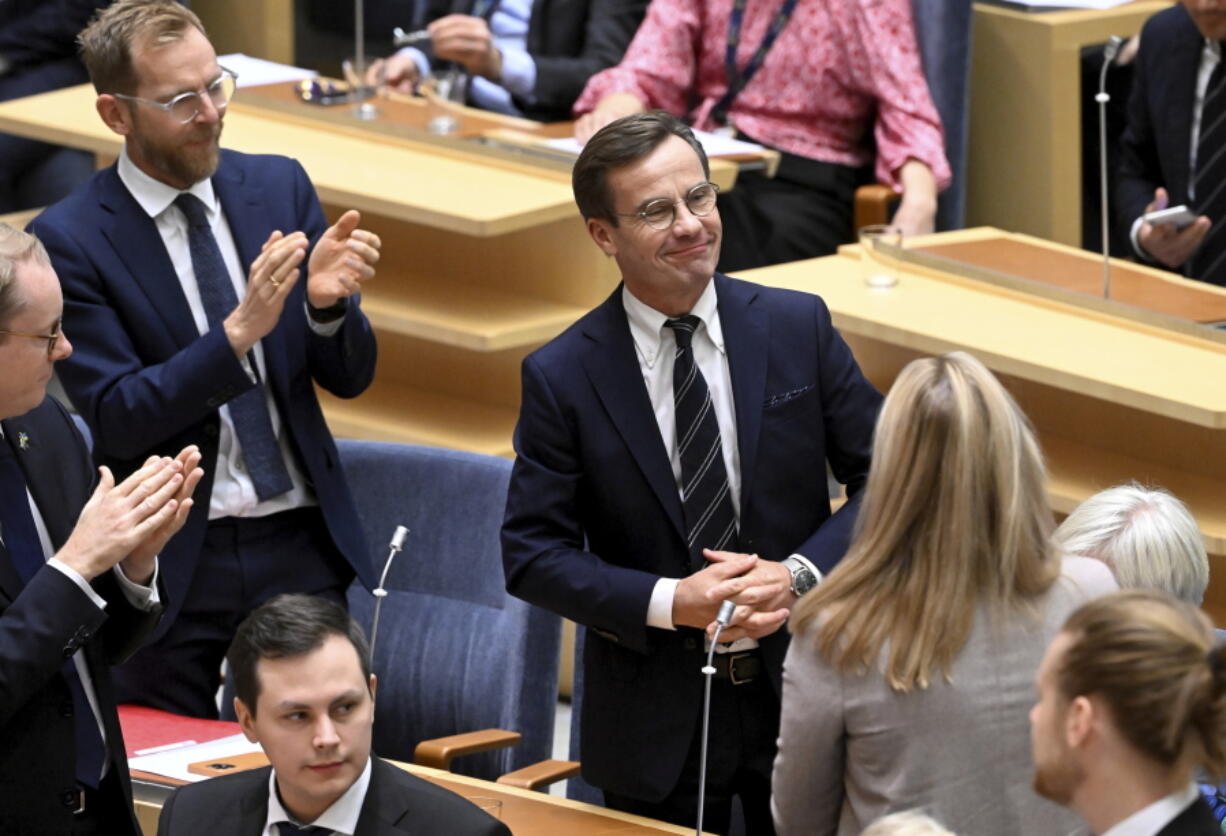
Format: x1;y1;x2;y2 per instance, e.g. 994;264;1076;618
204;425;219;438
60;701;74;718
63;644;77;658
684;637;698;651
61;790;77;808
205;396;221;408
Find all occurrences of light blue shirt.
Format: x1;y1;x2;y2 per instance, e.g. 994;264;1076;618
401;0;536;116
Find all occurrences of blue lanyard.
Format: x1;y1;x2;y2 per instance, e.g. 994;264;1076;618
712;0;802;125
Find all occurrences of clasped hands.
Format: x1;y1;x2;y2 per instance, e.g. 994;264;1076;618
56;446;204;587
368;14;503;94
672;549;795;643
223;210;381;357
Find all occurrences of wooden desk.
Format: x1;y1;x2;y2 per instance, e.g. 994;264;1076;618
132;763;697;836
967;1;1172;247
0;83;743;457
744;227;1226;623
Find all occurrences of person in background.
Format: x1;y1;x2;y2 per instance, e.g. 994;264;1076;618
572;0;949;272
1031;589;1226;836
772;351;1117;836
30;0;382;719
156;594;511;836
1117;0;1226;284
368;0;648;123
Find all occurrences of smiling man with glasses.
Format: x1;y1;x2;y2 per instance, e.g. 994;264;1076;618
28;0;382;721
501;110;883;832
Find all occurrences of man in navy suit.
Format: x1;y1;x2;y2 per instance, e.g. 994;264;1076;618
29;0;381;719
0;223;203;835
1117;1;1226;284
501;111;881;832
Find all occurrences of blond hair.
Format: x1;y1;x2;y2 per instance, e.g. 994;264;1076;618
1055;484;1208;605
0;223;50;327
791;351;1058;691
78;0;206;95
1057;589;1226;779
861;811;957;836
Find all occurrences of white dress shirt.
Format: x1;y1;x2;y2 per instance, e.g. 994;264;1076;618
1100;782;1200;836
1131;39;1221;257
116;149;330;521
0;427;160;783
262;756;373;836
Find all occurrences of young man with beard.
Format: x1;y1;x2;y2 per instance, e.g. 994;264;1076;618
29;0;382;719
1030;589;1226;836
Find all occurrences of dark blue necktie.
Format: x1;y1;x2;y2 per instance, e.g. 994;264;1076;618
276;822;330;835
664;316;739;570
174;193;293;501
0;435;106;787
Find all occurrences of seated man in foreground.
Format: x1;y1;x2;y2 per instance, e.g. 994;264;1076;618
156;594;510;836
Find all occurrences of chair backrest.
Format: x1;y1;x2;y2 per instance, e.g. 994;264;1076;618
340;440;562;781
912;0;973;230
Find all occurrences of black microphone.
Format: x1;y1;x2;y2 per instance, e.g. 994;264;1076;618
369;525;409;662
696;600;737;835
1097;35;1125;300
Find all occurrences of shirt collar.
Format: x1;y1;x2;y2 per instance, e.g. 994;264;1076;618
265;756;373;836
117;146;217;221
621;279;724;370
1100;782;1200;836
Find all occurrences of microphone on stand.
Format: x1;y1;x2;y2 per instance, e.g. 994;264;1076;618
695;600;737;836
369;525;409;662
1097;35;1125;300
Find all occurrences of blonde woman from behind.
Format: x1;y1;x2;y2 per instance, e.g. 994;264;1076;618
771;352;1118;836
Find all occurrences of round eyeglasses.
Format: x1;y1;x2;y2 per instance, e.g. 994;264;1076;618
0;318;61;358
618;182;720;230
112;67;238;124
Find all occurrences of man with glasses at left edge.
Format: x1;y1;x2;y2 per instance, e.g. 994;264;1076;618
29;0;382;720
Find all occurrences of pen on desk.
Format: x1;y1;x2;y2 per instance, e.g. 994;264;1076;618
134;739;199;756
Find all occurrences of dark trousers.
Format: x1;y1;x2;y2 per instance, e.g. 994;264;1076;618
603;674;780;836
717;142;858;274
70;770;135;836
113;506;352;718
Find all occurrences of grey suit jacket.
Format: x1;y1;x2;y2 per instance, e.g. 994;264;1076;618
156;757;509;835
771;556;1118;836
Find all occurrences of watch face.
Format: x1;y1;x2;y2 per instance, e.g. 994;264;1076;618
793;568;817;597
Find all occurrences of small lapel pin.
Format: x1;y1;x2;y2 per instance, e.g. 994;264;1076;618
15;432;30;451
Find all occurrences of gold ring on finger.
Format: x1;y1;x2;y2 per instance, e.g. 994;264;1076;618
269;277;283;288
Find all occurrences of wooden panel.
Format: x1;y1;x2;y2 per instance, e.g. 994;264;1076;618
193;0;294;64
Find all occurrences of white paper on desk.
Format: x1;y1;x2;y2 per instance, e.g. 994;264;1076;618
220;53;317;88
543;129;765;158
128;733;263;783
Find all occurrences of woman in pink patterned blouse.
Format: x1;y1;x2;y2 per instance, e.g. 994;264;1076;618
573;0;951;273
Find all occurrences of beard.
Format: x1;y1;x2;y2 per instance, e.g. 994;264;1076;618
1032;754;1085;806
130;116;223;189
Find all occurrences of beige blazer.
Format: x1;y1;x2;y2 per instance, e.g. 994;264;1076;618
771;556;1117;836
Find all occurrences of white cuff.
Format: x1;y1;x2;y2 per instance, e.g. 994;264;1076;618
647;577;680;630
1130;215;1151;262
114;559;161;610
47;558;107;610
396;46;432;82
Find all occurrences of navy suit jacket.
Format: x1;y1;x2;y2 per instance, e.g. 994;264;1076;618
157;757;510;836
501;274;881;800
0;397;160;836
1157;798;1222;836
420;0;647;122
29;150;379;635
1116;6;1204;253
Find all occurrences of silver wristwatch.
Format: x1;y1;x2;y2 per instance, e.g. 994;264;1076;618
781;556;819;598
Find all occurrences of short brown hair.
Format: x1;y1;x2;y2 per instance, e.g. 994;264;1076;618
0;223;50;329
78;0;206;95
1057;589;1226;779
572;110;710;224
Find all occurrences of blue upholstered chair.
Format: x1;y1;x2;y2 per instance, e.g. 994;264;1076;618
340;440;563;782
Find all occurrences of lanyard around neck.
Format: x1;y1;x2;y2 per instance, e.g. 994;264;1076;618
712;0;802;125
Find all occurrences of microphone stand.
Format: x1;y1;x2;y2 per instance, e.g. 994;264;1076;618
369;525;409;662
1097;36;1124;300
696;600;736;836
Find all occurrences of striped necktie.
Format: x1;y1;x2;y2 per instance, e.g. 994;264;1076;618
1192;47;1226;285
664;316;738;570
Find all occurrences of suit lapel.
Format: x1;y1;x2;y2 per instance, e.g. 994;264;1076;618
354;758;410;835
2;413;77;550
1167;15;1204;202
580;290;687;542
715;275;768;522
96;167;200;351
